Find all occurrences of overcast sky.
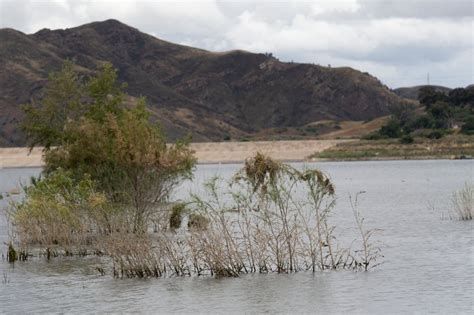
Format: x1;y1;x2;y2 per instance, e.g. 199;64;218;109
1;0;472;88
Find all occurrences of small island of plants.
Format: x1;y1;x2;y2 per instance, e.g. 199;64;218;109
6;62;382;277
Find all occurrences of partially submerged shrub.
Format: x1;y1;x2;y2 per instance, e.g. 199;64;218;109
187;214;209;231
21;61;196;234
187;153;379;275
105;233;163;278
169;203;186;229
9;153;382;278
10;168;111;250
7;243;17;263
450;183;473;220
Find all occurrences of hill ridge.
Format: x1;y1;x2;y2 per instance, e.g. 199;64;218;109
0;19;404;146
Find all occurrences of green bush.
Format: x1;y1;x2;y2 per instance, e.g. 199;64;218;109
170;203;186;229
21;61;196;233
427;130;444;139
11;169;110;247
399;134;414;144
379;119;402;138
461;116;474;135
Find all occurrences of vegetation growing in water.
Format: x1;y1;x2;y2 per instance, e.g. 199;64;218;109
7;63;382;278
449;183;473;221
20;61;195;234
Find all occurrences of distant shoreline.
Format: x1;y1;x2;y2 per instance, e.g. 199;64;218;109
2;137;472;169
0;139;352;168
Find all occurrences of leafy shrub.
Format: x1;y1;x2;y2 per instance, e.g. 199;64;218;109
379;119;402;138
427;130;444;139
399;134;414;144
461;116;474;135
21;62;196;233
11;169;110;248
170;203;186;229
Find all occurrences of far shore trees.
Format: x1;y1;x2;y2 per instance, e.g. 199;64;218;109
367;86;474;141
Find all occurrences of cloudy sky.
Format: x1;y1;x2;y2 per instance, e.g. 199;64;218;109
1;0;472;88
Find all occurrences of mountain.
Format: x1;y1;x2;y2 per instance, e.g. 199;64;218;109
0;19;405;146
393;85;452;101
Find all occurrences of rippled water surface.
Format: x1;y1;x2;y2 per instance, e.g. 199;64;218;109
0;160;473;313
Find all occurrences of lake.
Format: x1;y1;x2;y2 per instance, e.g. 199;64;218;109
0;160;473;313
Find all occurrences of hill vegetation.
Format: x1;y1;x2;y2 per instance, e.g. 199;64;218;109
370;86;474;141
313;86;474;160
1;19;405;146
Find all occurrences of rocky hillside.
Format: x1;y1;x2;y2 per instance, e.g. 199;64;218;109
0;19;405;146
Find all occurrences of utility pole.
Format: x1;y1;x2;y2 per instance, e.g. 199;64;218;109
427;72;430;86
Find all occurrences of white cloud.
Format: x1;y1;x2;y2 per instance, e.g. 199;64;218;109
0;0;472;87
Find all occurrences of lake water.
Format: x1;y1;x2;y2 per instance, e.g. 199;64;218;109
0;160;473;313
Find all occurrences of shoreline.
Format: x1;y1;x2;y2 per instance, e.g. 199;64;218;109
0;139;352;168
1;139;472;169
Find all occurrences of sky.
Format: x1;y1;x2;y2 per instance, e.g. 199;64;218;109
1;0;472;88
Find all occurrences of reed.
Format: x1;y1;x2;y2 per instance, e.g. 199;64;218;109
8;153;383;278
450;183;473;220
350;193;383;271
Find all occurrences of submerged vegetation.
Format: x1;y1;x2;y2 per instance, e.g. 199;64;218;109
8;153;382;277
449;183;473;221
6;62;383;278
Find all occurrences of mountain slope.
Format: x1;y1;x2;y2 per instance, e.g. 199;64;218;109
1;19;405;146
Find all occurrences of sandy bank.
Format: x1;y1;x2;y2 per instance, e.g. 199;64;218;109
0;140;351;168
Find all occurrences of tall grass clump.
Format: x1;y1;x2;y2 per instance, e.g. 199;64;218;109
186;153;381;275
450;183;473;220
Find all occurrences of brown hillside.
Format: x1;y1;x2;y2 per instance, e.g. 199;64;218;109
0;19;405;146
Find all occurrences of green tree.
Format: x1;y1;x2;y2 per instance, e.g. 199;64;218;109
418;86;448;108
427;101;453;129
379;119;402;138
461;116;474;135
22;62;195;232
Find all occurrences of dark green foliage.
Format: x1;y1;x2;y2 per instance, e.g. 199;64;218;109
427;130;444;139
409;115;434;130
7;243;17;263
362;132;386;140
170;203;186;229
400;134;414;144
427;101;453;129
448;87;474;107
461;116;474;135
371;86;473;141
379;119;402;138
22;61;85;150
418;86;448;108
